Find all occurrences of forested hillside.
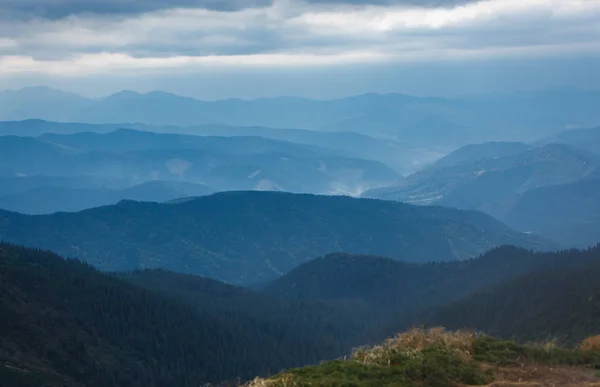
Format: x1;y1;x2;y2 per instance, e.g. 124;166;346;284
263;247;558;310
263;246;600;337
0;191;551;284
0;244;378;387
3;243;600;386
430;247;600;343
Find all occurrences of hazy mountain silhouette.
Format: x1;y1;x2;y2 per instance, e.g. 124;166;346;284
0;120;442;175
0;132;400;195
364;143;600;216
0;180;213;215
498;179;600;247
4;87;600;147
430;141;532;168
540;125;600;155
0;191;551;284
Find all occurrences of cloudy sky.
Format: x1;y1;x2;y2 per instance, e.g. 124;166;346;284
1;0;599;99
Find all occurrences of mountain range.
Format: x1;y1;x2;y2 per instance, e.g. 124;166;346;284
0;130;399;198
364;141;600;247
539;125;600;155
365;142;600;207
3;87;600;147
0;119;441;176
0;191;551;284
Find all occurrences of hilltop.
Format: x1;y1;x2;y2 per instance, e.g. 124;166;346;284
0;191;551;284
247;328;600;387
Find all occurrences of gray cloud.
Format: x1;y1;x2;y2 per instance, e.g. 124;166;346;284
1;0;600;77
1;0;267;19
1;0;476;19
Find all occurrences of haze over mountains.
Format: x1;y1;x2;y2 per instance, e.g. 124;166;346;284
1;87;600;245
3;87;600;146
2;85;600;386
0;128;400;207
365;133;600;247
4;0;600;383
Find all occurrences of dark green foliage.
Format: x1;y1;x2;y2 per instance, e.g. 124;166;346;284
264;247;555;306
273;346;491;387
3;238;600;386
472;336;600;367
0;243;379;387
264;246;599;334
262;245;600;344
0;365;82;387
262;335;600;387
430;246;600;344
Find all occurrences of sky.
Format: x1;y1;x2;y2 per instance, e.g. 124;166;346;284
1;0;600;99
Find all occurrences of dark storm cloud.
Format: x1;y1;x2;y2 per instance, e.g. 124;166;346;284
1;0;477;19
2;0;600;77
0;0;268;19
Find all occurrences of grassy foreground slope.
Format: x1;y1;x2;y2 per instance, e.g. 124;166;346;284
247;328;600;387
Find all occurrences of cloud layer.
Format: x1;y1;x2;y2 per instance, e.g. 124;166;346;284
1;0;600;75
2;0;475;18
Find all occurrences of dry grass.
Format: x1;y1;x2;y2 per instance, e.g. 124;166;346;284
245;374;296;387
524;338;561;352
580;335;600;352
244;330;600;387
352;327;477;366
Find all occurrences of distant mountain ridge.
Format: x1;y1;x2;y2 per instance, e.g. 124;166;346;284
0;191;552;284
364;142;600;247
364;142;600;213
3;87;600;147
0;180;213;215
539;125;600;155
0;130;400;196
0;120;442;175
430;141;532;168
499;179;600;247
